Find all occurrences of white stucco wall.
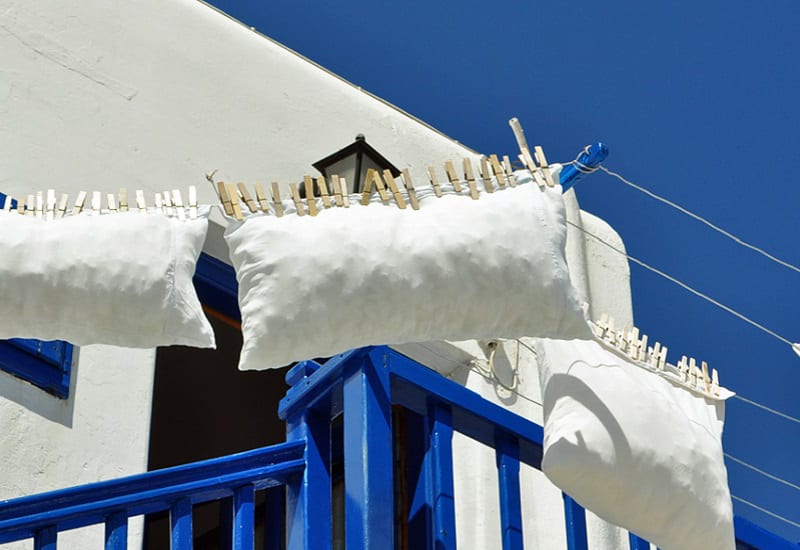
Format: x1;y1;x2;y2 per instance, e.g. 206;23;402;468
0;0;636;548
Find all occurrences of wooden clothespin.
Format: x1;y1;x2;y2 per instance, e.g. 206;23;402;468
651;342;662;369
188;185;198;219
2;195;11;211
657;345;667;371
45;190;56;221
534;146;557;188
155;192;164;212
107;193;118;214
502;156;518;187
596;313;609;338
360;169;375;206
627;327;640;359
701;361;711;394
91;192;101;214
35;192;43;218
16;200;25;215
73;191;87;215
382;170;407;209
508;118;540;177
271;182;285;217
225;183;243;221
444;161;463;193
57;194;69;219
289;183;306;216
340;177;350;207
479;157;495;193
401;169;420;210
711;369;720;397
678;356;689;381
119;188;129;212
217;182;234;216
331;175;344;207
237;182;258;214
136;190;147;212
371;169;390;204
638;333;648;362
254;183;270;213
688;358;698;386
604;316;616;344
490;155;507;188
162;190;174;217
316;177;332;208
427;166;443;197
172;189;185;221
303;176;318;216
462;159;480;200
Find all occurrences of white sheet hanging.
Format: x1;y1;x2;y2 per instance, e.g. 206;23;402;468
0;208;214;348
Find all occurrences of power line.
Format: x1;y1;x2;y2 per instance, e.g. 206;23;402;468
731;496;800;530
732;394;800;426
595;166;800;276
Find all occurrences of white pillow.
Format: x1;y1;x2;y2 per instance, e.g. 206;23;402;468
0;209;215;348
225;169;592;371
535;337;735;550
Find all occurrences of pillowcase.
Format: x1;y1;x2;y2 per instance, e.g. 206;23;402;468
225;169;592;371
0;208;215;348
535;337;735;550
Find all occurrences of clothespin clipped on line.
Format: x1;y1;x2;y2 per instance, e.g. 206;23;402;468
2;195;12;212
489;155;507;188
479;157;495;193
331;175;344;207
172;189;185;221
289;183;305;216
136;190;147;212
427;166;443;197
119;188;129;212
444;161;463;193
382;170;407;209
502;156;518;187
35;192;43;218
188;186;198;219
401;169;420;210
155;192;164;212
254;183;270;214
462;158;480;200
226;183;243;221
217;182;233;217
303;176;318;216
91;192;101;214
316;176;332;209
237;182;258;214
507;118;548;189
271;182;285;217
73;191;87;215
107;193;118;214
46;190;56;221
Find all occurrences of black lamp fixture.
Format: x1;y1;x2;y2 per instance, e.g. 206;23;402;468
311;134;401;194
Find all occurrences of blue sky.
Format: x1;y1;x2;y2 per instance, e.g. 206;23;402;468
208;0;800;540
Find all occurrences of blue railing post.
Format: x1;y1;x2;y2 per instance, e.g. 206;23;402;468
429;403;457;550
628;532;650;549
104;511;128;550
563;494;589;550
33;526;56;550
343;349;394;549
496;435;523;550
170;497;193;550
559;142;608;191
232;485;255;550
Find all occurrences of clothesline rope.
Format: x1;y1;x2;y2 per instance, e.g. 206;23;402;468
592;166;800;275
566;220;797;351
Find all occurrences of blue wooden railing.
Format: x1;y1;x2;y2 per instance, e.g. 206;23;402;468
0;344;795;549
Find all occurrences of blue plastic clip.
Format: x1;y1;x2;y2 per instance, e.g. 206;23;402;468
559;142;609;191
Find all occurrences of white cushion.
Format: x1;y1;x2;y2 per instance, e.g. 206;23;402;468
225;169;591;371
535;337;735;550
0;209;215;348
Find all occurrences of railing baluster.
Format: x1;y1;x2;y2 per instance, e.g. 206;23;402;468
232;484;255;550
105;511;128;550
170;497;193;550
628;532;650;549
33;525;57;550
343;354;394;549
264;485;285;550
429;403;457;550
563;494;588;550
496;435;523;550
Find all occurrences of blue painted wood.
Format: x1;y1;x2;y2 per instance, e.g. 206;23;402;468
193;252;241;322
343;352;394;550
405;410;433;548
232;485;255;550
559;142;608;191
429;404;457;550
0;338;73;399
104;511;128;550
264;486;285;550
285;412;331;550
382;347;544;469
0;442;303;544
628;532;649;549
734;515;800;549
170;497;193;549
33;526;56;550
496;435;523;550
563;495;588;550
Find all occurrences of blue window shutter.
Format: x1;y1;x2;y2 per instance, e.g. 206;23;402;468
0;190;73;399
